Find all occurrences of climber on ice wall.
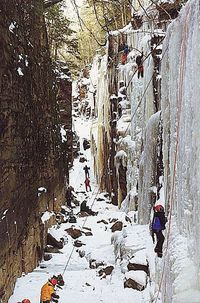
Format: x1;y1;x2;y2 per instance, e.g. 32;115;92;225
151;204;167;258
136;51;144;78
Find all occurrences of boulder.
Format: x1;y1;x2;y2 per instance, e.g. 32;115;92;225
82;231;93;236
82;226;92;231
74;240;85;247
78;211;90;217
77;250;85;258
99;265;114;277
89;259;105;269
44;253;52;261
44;246;62;253
65;227;82;239
127;262;149;275
47;233;64;249
79;156;87;163
97;219;108;224
124;271;147;291
124;278;144;291
96;198;105;201
110;221;123;232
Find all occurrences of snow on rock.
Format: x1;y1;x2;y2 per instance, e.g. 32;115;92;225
125;270;147;287
41;211;54;224
17;67;24;76
9;21;16;33
37;187;47;197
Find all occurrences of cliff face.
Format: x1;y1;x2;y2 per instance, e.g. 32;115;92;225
0;1;66;301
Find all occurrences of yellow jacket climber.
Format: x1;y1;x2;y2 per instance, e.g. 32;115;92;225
40;278;59;303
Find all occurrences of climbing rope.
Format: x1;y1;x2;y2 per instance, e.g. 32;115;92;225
62;186;100;276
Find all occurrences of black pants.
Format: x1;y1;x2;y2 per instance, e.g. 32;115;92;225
155;231;165;253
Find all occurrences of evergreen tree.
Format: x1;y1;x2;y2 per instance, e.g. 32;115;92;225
45;3;80;62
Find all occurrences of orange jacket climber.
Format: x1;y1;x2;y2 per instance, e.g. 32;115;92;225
40;278;59;303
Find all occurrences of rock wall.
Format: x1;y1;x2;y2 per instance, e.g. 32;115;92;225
0;1;66;301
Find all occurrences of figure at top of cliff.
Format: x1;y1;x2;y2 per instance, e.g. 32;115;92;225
150;204;167;258
136;51;144;78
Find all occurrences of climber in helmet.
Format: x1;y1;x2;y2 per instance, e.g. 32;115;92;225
40;277;60;303
151;204;167;258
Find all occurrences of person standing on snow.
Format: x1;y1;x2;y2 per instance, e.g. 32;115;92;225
151;204;167;258
83;164;90;178
84;177;91;192
136;51;144;78
40;277;59;303
65;185;74;208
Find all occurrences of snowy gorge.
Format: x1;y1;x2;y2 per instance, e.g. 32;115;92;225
5;0;200;303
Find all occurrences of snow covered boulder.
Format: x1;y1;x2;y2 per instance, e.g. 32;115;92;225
111;221;123;232
127;253;149;275
97;219;108;224
127;262;149;275
98;265;114;278
44;246;62;254
89;259;105;269
74;240;85;247
79;156;87;162
124;271;147;291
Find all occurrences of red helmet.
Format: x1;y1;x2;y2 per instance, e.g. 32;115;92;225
50;278;57;286
22;299;31;303
154;204;164;212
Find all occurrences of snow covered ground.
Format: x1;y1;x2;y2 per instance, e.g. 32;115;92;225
8;116;158;303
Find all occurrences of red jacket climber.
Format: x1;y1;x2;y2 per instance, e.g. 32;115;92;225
84;177;91;192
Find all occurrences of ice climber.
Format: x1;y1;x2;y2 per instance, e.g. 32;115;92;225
151;204;167;258
40;277;59;303
121;44;129;65
136;51;144;78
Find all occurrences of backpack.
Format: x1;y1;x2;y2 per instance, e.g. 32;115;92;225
152;216;162;232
